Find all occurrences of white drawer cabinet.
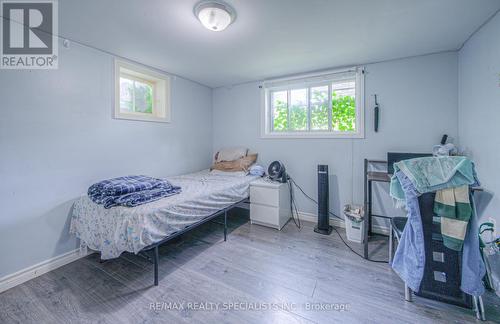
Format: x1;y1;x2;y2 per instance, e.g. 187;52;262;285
249;179;291;230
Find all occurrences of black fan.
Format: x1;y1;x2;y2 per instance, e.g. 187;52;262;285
268;161;287;183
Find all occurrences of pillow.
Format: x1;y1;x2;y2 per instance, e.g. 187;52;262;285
215;147;248;162
211;153;257;172
210;170;247;177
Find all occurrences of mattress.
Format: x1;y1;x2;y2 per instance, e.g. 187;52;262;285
70;170;259;259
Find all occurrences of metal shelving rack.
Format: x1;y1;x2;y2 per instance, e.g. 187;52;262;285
363;159;392;259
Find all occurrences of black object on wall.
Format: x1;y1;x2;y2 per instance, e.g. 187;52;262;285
440;134;448;145
314;165;332;235
374;94;380;132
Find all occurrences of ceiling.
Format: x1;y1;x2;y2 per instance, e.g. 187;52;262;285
56;0;500;88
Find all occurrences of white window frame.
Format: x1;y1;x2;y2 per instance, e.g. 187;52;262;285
260;67;364;139
114;60;171;123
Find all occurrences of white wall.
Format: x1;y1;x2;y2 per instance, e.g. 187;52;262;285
0;39;213;278
459;12;500;224
213;52;459;226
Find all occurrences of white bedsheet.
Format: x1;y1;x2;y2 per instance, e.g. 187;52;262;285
70;170;259;259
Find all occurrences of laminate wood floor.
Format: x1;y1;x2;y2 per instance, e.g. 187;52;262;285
1;210;499;324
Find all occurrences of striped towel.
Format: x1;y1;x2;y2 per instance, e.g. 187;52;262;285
433;185;472;251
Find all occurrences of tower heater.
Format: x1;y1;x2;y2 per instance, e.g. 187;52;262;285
314;165;332;235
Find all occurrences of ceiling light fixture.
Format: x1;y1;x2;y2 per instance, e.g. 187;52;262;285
194;1;236;32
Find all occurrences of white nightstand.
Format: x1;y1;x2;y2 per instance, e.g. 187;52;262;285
250;178;291;230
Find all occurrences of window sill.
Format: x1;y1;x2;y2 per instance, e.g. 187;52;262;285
113;113;170;123
261;131;364;139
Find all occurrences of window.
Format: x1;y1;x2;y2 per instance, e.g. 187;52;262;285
114;60;170;123
261;67;364;138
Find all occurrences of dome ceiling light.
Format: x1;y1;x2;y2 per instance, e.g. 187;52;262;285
194;1;236;32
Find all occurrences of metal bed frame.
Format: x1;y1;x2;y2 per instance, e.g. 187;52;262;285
139;198;249;286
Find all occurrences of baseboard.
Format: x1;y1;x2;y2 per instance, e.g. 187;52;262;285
0;248;91;294
298;211;345;228
297;211;390;235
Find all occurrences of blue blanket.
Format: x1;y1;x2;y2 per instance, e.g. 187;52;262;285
88;175;181;208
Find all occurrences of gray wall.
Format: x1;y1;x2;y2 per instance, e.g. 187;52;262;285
213;52;459;225
458;12;500;224
0;39;213;278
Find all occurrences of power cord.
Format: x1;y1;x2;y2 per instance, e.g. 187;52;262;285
288;176;388;264
263;176;302;230
288;180;302;230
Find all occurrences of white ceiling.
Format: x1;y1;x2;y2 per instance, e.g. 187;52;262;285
58;0;500;88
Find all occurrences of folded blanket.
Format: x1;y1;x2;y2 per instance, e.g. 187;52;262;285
112;185;181;208
434;185;472;251
88;175;181;208
89;175;166;198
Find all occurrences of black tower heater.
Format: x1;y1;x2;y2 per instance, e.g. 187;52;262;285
314;165;332;235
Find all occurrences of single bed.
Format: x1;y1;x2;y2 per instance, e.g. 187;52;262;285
70;169;259;285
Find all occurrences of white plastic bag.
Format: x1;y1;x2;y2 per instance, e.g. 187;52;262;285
479;223;500;297
343;204;364;243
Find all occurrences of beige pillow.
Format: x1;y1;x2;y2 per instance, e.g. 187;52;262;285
211;154;257;172
215;147;248;162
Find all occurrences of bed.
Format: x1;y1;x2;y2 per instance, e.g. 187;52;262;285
70;169;259;285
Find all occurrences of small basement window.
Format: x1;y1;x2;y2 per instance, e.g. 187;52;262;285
114;60;170;123
261;67;364;138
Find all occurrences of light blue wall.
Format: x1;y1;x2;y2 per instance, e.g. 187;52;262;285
0;44;470;280
459;12;500;223
213;52;459;225
0;39;213;278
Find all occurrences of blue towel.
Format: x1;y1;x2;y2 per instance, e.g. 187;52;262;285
390;156;477;202
88;175;181;208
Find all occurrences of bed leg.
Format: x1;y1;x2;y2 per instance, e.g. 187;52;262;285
224;210;227;242
153;246;159;286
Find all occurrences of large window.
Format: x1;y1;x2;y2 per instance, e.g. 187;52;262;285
114;60;170;123
262;68;364;138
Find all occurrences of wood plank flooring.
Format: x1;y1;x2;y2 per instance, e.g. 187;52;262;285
1;210;499;323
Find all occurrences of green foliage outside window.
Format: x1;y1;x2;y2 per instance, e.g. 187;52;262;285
272;100;288;131
331;93;356;131
272;91;356;132
134;82;153;114
290;105;307;130
120;77;153;114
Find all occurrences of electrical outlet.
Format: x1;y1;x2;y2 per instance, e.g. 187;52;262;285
489;217;497;238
